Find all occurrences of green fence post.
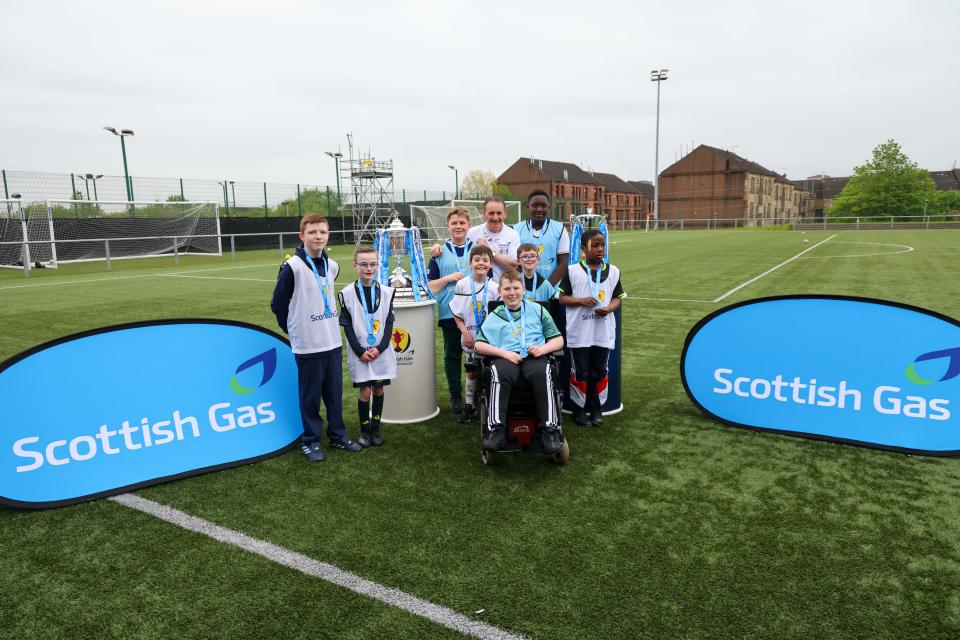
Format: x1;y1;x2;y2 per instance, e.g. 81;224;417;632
179;178;185;200
223;181;230;217
263;182;269;219
423;190;427;202
296;184;302;217
442;191;446;201
2;169;9;199
402;189;406;207
128;176;134;201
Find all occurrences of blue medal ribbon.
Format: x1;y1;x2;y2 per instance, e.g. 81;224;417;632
303;253;333;317
524;273;540;301
583;259;604;308
506;301;528;358
469;277;488;331
526;219;550;259
357;282;378;346
447;239;473;275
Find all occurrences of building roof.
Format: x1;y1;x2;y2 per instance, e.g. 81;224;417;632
670;144;793;183
591;172;641;193
790;176;849;199
517;157;604;185
628;180;655;197
930;169;960;191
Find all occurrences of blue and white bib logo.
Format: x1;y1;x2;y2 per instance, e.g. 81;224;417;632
681;296;960;455
0;320;301;508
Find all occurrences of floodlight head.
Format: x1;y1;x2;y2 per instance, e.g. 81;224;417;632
448;165;456;170
120;129;134;136
95;174;103;179
324;151;342;159
103;127;118;135
11;193;21;199
85;173;94;179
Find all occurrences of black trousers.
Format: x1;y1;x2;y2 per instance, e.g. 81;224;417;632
487;357;559;430
571;346;609;411
295;348;347;445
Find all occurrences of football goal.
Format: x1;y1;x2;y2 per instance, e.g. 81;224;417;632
410;199;522;242
0;200;221;267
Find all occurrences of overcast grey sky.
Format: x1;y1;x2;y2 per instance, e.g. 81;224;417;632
2;0;958;191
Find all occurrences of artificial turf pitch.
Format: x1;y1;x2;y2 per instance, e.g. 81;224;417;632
2;228;960;639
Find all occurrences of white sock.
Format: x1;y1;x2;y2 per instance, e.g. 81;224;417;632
465;377;476;406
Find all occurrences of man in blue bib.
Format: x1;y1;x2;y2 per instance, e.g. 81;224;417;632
474;270;565;452
513;189;569;285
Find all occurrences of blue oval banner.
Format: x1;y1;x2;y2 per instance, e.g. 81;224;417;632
0;320;301;508
682;296;960;455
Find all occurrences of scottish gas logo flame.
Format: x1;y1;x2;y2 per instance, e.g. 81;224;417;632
230;348;278;395
905;347;960;386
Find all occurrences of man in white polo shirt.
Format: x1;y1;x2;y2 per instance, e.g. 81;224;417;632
465;196;521;282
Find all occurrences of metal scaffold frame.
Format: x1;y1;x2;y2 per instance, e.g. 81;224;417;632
342;133;396;243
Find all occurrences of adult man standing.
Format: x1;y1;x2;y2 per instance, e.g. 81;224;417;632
466;196;521;282
513;189;569;285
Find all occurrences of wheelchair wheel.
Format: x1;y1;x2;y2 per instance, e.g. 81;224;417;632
552;439;570;465
481;448;497;466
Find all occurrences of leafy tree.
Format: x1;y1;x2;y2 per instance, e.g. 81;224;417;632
166;194;186;202
459;170;497;199
930;190;960;217
277;187;340;218
828;139;936;220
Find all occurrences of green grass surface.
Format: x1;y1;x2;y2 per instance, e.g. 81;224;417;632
3;229;960;639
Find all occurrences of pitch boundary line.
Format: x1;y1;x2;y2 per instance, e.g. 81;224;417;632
0;262;279;292
110;493;528;640
712;234;837;303
798;241;914;259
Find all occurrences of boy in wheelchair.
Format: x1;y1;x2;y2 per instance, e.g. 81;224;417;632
474;270;565;453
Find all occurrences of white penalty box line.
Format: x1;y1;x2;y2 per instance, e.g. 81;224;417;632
109;494;529;640
712;234;837;303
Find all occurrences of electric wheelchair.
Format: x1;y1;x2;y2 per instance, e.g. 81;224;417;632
466;300;569;466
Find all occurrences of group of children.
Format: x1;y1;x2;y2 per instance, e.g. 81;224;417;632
428;197;624;451
271;193;625;461
270;213;397;461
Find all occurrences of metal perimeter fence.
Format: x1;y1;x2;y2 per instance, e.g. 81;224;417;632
4;213;957;279
0;169;492;219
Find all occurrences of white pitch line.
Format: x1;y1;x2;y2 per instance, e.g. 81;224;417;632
109;493;528;640
799;241;914;259
156;274;277;283
0;261;281;292
712;234;837;303
630;295;715;303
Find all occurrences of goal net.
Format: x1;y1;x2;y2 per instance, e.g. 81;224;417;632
0;200;221;267
410;199;522;242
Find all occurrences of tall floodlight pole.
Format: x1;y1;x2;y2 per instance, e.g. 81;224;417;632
103;127;135;212
325;151;343;209
229;181;237;209
448;165;459;200
78;172;92;200
650;69;668;228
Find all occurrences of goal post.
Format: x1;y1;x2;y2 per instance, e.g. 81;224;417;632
409;199;522;242
0;200;222;267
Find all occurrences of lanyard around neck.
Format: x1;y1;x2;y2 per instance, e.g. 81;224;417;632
303;253;333;317
356;282;378;346
582;260;604;307
446;239;473;273
469;277;488;328
505;301;528;358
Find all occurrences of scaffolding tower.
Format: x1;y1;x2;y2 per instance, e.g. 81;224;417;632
341;134;396;243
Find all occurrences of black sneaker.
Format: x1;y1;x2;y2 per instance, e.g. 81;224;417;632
541;426;564;453
458;405;476;423
370;421;384;447
573;411;592;427
590;409;604;427
330;438;363;453
449;395;463;414
301;442;326;462
482;425;506;450
358;423;372;448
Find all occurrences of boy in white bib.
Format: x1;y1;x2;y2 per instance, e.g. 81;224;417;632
338;245;397;447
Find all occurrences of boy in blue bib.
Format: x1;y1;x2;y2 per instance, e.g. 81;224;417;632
475;270;565;452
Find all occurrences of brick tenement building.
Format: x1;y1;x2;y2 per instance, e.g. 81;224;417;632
658;145;802;225
592;172;646;228
628;180;655;222
497;157;604;219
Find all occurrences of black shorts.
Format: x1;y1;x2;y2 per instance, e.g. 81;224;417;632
352;379;391;389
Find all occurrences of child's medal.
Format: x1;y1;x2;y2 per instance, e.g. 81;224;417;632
358;282;378;346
